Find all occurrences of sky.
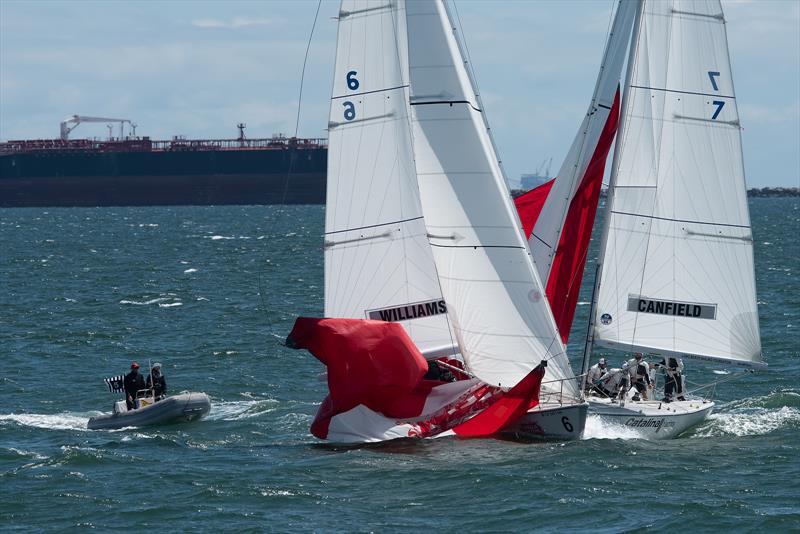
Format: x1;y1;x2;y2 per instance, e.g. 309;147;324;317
1;0;798;188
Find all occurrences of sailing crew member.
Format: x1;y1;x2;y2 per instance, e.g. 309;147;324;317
124;361;146;410
626;352;651;401
585;358;609;395
658;357;685;402
146;362;167;400
598;364;628;400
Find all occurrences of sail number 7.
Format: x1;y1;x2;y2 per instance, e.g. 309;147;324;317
711;100;725;120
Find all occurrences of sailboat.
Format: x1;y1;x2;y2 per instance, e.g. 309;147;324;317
287;0;586;443
520;0;764;439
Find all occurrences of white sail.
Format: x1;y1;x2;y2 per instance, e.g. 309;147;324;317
324;0;455;354
593;0;763;368
405;0;576;393
529;0;636;284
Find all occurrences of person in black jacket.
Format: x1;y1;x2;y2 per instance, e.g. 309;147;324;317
146;362;167;400
124;362;146;410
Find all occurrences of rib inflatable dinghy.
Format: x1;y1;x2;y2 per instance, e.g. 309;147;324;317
87;392;211;430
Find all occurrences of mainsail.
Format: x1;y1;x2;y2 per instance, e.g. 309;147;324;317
515;0;637;343
592;0;763;368
324;0;455;355
405;0;577;394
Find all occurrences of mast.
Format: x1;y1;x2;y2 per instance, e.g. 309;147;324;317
580;0;644;384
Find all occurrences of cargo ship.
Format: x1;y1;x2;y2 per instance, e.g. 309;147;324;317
0;119;327;207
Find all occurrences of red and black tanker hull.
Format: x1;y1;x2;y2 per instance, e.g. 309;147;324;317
0;140;327;207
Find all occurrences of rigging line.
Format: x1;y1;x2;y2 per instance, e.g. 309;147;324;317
325;216;425;236
399;3;460;360
331;84;409;100
629;85;735;100
547;0;619;280
628;5;680;350
610;210;750;229
258;0;322;326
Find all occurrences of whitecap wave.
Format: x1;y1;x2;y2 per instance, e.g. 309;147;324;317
0;412;93;431
158;302;183;308
206;399;278;421
693;406;800;437
119;297;169;306
183;268;198;273
690;391;800;438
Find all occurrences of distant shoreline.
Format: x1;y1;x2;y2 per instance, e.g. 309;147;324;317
510;187;799;198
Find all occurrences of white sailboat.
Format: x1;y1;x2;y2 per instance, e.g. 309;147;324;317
580;0;765;438
303;0;586;443
405;0;586;439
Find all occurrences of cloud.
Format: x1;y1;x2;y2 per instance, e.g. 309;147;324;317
191;17;274;29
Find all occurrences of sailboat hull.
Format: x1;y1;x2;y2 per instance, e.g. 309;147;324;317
503;401;588;440
588;397;713;439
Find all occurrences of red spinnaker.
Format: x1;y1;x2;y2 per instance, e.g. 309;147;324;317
452;364;545;437
286;317;434;438
514;88;620;343
514;178;554;238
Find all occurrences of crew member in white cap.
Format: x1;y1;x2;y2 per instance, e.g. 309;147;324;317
585;358;609;396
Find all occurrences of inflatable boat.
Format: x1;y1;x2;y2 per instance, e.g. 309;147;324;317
87;392;211;430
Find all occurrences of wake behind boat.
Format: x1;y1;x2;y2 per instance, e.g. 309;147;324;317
87;392;211;430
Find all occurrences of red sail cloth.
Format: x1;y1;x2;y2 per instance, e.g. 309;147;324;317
452;364;545;436
514;88;621;343
514;178;554;238
286;317;437;438
546;88;620;343
287;317;546;441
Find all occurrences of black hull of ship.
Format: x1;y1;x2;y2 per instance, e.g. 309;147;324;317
0;146;327;207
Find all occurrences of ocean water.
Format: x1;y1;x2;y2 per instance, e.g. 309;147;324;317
1;199;798;532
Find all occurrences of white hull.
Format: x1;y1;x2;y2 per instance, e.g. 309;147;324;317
588;396;713;439
87;392;211;430
502;401;588;440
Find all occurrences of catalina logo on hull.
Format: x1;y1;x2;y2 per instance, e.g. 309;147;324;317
367;299;447;322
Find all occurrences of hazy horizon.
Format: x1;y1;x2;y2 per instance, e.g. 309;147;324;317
1;0;798;188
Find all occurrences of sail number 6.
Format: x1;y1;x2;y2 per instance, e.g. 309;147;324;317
343;101;356;121
561;416;574;433
347;71;359;91
343;71;359;121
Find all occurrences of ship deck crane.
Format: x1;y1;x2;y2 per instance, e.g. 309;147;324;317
60;115;132;140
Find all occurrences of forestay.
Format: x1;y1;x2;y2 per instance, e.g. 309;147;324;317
525;0;636;342
324;0;454;354
405;0;577;394
593;0;763;368
529;0;635;287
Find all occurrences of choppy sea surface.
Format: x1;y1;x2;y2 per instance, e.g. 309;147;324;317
1;199;798;532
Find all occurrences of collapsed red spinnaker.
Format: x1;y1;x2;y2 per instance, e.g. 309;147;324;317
286;317;545;442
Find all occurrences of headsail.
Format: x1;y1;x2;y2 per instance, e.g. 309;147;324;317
324;0;455;355
516;0;637;343
593;0;763;368
405;0;576;394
